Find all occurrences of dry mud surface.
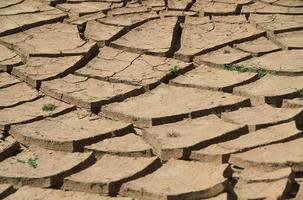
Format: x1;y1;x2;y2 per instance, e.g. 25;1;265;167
0;0;303;199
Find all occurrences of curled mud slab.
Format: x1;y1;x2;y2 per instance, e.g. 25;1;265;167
111;17;179;57
102;84;250;127
10;110;133;152
170;64;258;92
235;177;292;199
175;15;264;61
229;137;303;172
0;0;67;36
191;122;301;163
233;75;303;106
11;48;98;88
0;96;74;132
239;167;293;183
0;82;40;108
120;160;232;199
76;46;193;90
0;23;95;57
237;50;303;75
249;14;303;33
5;186;133;200
63;155;161;195
221;104;303;132
142;114;247;161
85;133;153;159
41;74;142;110
234;36;281;56
234;166;295;199
193;46;252;66
275;30;303;49
0;147;94;188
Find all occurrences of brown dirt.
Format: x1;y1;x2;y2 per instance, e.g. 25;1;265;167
63;154;161;195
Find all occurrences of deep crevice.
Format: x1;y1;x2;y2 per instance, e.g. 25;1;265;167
167;16;184;58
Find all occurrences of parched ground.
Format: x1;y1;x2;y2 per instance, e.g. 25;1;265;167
0;0;303;199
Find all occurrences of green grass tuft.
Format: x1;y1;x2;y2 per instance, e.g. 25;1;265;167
297;88;303;100
42;103;57;112
224;63;276;78
17;157;38;169
168;66;179;76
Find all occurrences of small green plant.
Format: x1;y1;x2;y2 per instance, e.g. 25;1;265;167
297;88;303;100
83;35;89;42
168;66;179;76
42;103;57;112
256;69;267;78
224;63;268;78
17;157;38;169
